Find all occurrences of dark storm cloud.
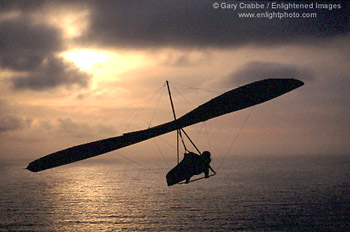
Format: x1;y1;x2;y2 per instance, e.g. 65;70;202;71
0;4;91;91
0;18;62;71
80;1;349;49
11;56;90;91
0;0;45;12
227;61;314;85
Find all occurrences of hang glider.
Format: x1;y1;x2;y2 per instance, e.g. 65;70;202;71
27;78;303;172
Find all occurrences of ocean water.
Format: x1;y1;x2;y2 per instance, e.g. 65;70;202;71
1;154;349;231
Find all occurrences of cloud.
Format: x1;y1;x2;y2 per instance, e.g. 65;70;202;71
227;61;314;85
56;117;117;138
11;56;91;91
0;0;46;13
161;51;210;67
2;1;349;51
0;114;32;133
79;1;350;49
0;17;62;71
0;9;91;91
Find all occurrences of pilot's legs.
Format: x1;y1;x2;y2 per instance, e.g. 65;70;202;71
204;168;209;178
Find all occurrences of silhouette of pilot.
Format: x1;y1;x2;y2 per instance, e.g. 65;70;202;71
180;151;215;183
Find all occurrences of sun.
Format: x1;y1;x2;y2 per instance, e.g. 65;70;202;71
62;49;109;72
62;49;151;76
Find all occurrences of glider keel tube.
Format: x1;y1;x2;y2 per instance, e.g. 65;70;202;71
27;78;303;172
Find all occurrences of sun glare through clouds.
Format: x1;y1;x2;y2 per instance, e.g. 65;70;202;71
62;49;151;76
62;49;109;72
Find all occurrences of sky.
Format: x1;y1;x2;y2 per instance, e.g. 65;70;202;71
0;1;349;163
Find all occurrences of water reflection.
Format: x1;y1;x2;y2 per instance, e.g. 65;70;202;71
46;161;158;231
1;155;349;231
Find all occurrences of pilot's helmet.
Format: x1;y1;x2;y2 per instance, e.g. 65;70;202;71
201;151;211;162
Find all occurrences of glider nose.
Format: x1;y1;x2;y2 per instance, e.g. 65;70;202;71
281;78;304;92
26;163;37;172
293;79;304;88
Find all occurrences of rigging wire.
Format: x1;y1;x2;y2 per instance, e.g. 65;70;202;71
167;81;216;155
154;134;176;150
171;84;195;106
169;80;222;94
216;108;254;170
168;80;222;157
152;138;169;167
113;83;170;175
204;122;212;151
148;85;166;127
116;80;252;184
168;81;255;179
147;82;170;167
191;121;211;152
118;153;160;175
180;128;201;154
120;83;166;133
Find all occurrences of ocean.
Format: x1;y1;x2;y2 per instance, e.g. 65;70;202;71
1;154;349;231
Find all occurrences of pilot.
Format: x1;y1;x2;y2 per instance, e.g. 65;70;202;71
182;151;215;183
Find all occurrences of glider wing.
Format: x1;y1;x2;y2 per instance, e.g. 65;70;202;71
27;78;303;172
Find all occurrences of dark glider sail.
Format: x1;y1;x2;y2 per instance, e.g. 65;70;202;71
27;78;303;172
